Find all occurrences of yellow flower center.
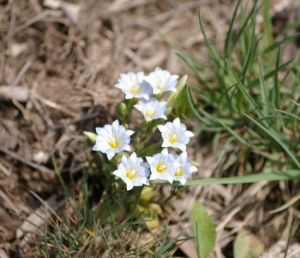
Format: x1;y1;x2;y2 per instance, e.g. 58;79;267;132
125;169;136;180
156;162;167;173
145;108;155;119
168;132;177;144
108;138;120;149
156;83;165;91
175;166;184;177
130;84;141;96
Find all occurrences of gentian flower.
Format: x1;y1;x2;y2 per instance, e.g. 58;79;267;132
146;149;174;183
157;118;193;152
113;153;149;191
93;120;134;160
115;72;152;99
171;152;197;185
134;98;167;122
145;67;179;95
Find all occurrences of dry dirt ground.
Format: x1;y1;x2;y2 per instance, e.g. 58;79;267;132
0;0;300;257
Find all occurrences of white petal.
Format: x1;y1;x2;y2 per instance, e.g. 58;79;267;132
149;174;157;180
173;117;181;126
126;181;134;191
124;145;131;151
157;125;166;133
177;144;186;152
146;156;153;163
125;94;133;99
112;120;120;127
166;175;173;184
107;151;115;160
95;127;103;135
92;144;101;151
191;166;198;173
185;131;194;137
112;170;121;177
161;148;169;155
127;130;135;136
179;178;187;185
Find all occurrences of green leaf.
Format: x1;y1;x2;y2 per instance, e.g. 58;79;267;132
233;230;264;258
191;202;216;258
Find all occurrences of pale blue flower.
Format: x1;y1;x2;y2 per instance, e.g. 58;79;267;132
144;67;179;95
113;153;149;190
115;72;152;99
171;152;197;185
146;149;174;183
93;120;134;160
157;118;193;151
134;98;167;121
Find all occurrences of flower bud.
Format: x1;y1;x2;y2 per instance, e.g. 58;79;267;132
140;187;156;203
145;218;159;229
166;75;188;114
117;102;128;121
84;131;97;144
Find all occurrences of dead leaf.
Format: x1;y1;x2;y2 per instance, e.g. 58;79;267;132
0;86;29;102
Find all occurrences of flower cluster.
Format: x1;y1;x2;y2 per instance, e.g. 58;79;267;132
93;68;197;190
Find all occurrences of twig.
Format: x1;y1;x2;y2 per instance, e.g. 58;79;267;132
12;59;33;86
0;146;53;174
0;188;21;215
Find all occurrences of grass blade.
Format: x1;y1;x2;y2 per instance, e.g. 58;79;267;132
258;57;271;116
224;0;243;57
248;59;294;88
276;109;300;121
186;170;300;186
244;113;300;168
198;15;221;69
229;0;258;54
236;82;263;118
272;46;281;107
264;33;300;54
217;119;254;148
263;0;273;47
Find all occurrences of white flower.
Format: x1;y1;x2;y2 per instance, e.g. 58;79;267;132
157;118;193;152
93;120;134;160
146;149;174;183
144;67;179;95
134;98;167;122
171;152;197;185
115;72;152;99
113;153;149;191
